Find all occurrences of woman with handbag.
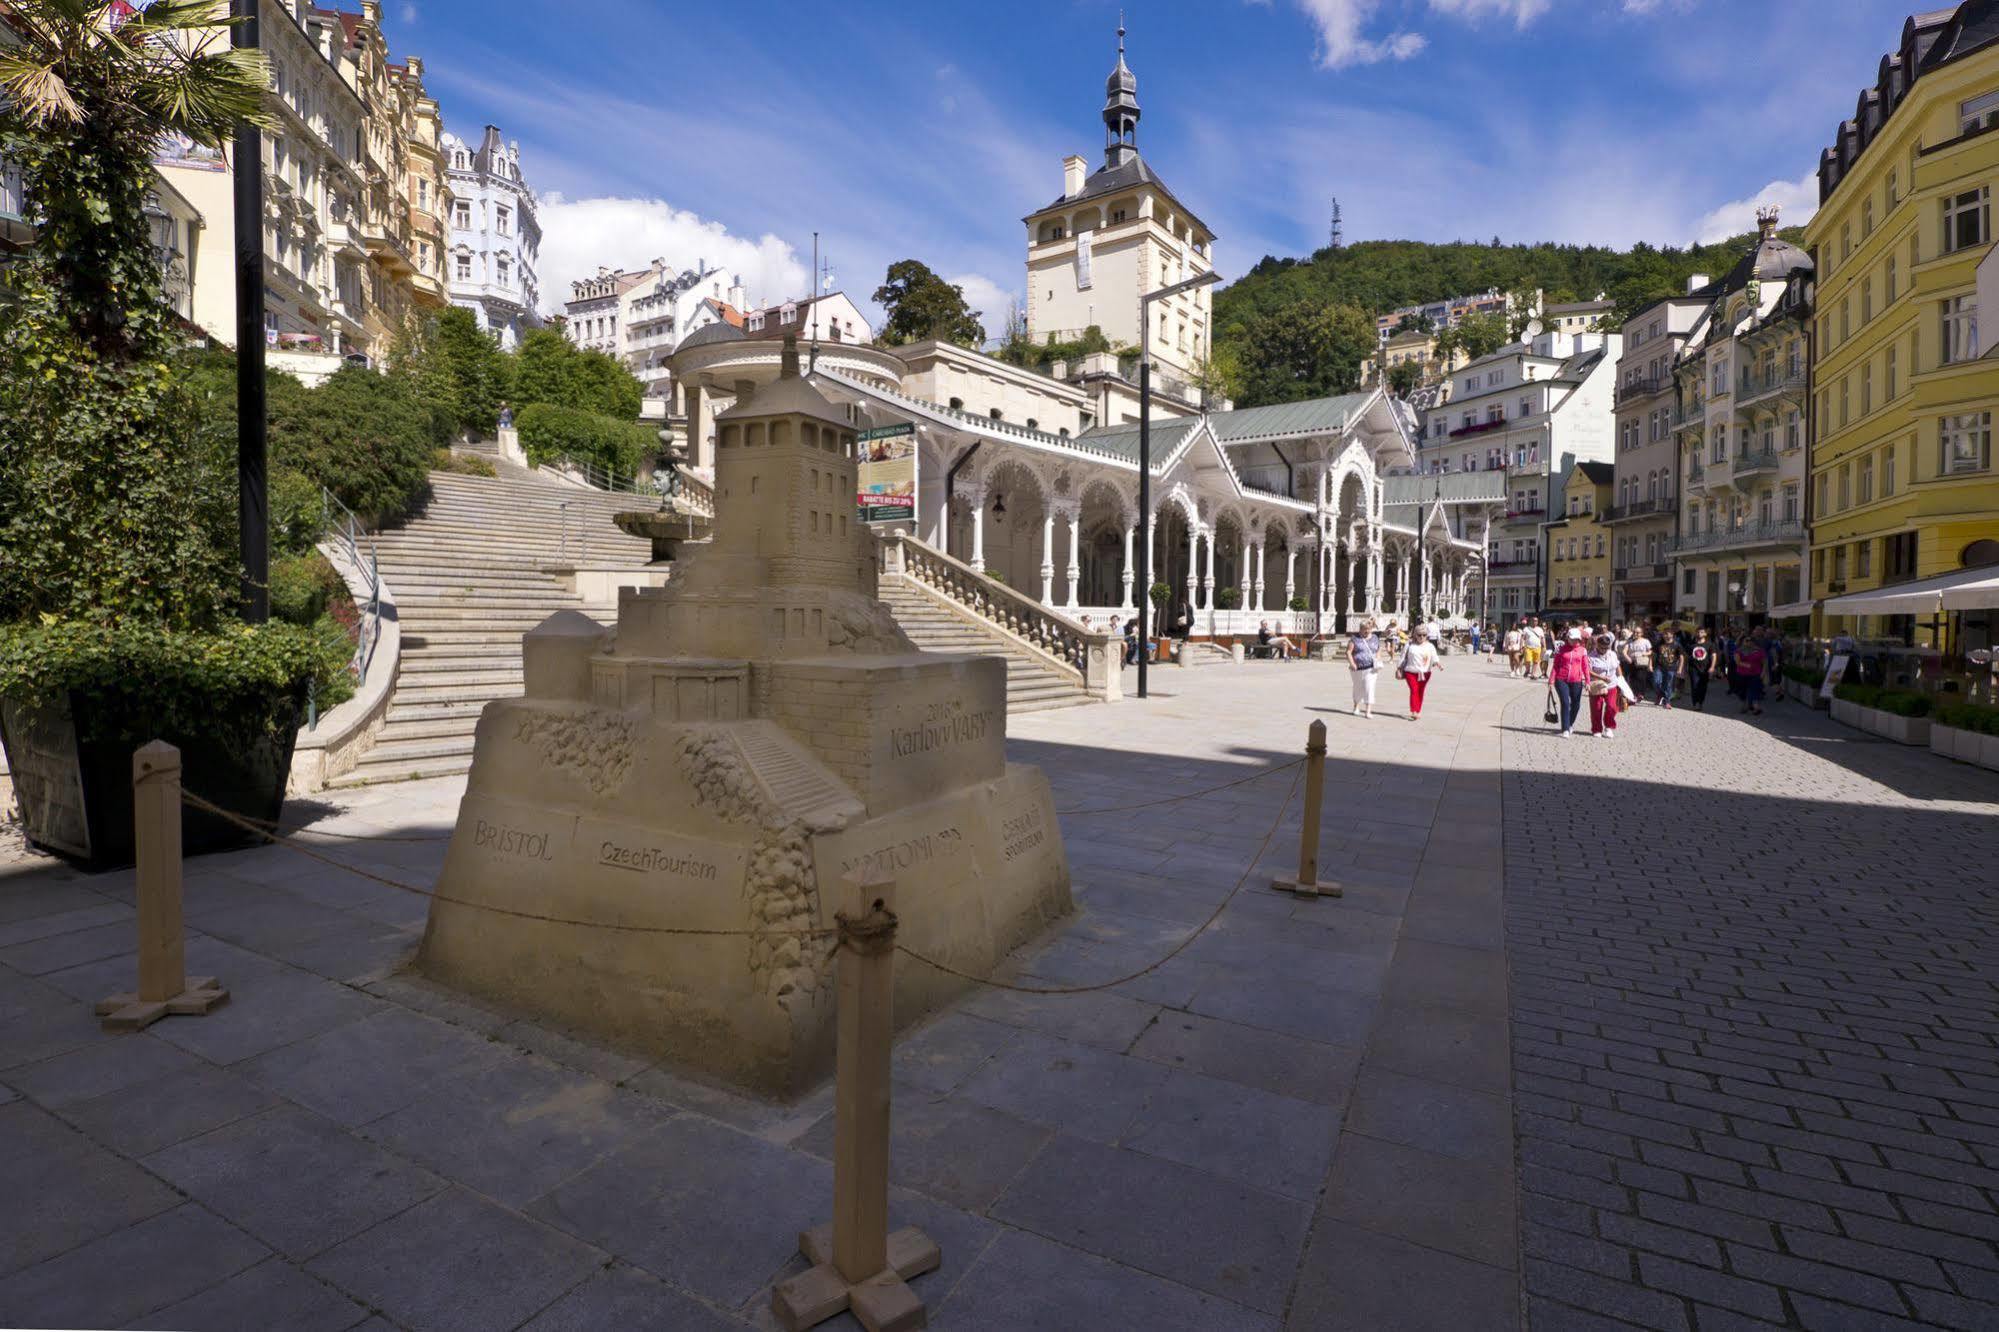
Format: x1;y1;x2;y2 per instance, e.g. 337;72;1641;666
1347;619;1382;718
1397;625;1441;721
1548;627;1589;737
1586;633;1624;738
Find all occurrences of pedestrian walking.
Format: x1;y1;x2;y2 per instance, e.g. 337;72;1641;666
1735;631;1768;716
1686;628;1715;710
1586;633;1623;738
1471;622;1483;655
1624;628;1654;702
1548;627;1588;736
1503;624;1524;676
1398;625;1441;721
1522;620;1545;680
1654;632;1683;707
1347;619;1381;718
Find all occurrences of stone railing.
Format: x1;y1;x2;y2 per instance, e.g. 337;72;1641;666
882;532;1121;701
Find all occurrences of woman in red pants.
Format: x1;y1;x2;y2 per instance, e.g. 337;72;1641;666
1397;625;1442;720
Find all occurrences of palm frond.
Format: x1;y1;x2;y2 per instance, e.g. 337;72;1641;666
0;51;82;126
130;44;274;142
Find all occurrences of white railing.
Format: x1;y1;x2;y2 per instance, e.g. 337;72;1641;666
316;487;382;727
883;532;1121;700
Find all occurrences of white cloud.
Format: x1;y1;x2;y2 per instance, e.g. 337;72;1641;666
1692;172;1818;244
1426;0;1553;25
398;2;417;24
945;273;1019;339
1294;0;1428;70
534;195;810;317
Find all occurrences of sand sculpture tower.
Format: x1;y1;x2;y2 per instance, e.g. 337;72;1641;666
420;339;1073;1096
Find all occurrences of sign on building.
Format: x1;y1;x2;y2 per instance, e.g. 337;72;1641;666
857;422;916;524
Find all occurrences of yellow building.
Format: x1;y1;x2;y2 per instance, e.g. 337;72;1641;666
1808;2;1999;650
398;56;451;312
1544;461;1615;622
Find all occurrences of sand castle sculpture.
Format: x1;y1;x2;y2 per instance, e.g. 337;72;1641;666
419;339;1073;1095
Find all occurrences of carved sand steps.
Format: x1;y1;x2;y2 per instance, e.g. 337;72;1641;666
330;470;657;789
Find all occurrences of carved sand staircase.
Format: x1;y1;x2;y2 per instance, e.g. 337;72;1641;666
877;533;1117;714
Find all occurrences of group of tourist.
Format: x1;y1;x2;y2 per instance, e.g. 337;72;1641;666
1341;620;1442;721
1482;616;1788;738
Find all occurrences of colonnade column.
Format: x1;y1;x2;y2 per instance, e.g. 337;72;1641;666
1200;526;1216;612
968;488;986;573
1064;509;1081;611
1367;543;1384;616
1253;541;1267;611
1039;509;1055;605
1284;546;1297;614
1120;524;1135;611
1185;521;1199;614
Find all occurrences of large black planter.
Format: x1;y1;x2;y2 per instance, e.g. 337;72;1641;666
0;691;300;871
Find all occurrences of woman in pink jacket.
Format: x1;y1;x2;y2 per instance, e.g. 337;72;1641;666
1548;626;1590;737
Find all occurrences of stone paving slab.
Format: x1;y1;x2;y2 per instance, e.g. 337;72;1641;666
1503;683;1999;1329
0;659;1559;1328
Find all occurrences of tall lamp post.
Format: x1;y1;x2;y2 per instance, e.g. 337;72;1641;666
1136;268;1221;699
232;0;268;623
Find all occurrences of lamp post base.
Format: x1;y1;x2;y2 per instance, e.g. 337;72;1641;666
772;1223;941;1332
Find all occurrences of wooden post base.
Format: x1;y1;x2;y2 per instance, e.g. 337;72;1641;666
95;977;228;1032
772;1223;940;1332
1271;877;1342;899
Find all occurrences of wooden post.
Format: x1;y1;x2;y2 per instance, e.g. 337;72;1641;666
95;742;228;1031
1271;720;1342;899
773;872;939;1332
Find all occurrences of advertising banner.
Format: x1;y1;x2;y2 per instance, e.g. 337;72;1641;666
856;422;917;524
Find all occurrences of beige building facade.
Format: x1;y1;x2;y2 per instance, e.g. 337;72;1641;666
1607;286;1707;620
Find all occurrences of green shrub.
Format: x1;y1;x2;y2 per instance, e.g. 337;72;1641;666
1936;700;1999;735
515;402;652;479
1217;587;1242;609
1878;690;1933;718
1781;663;1824;687
1289;596;1309;611
268;366;434;524
1834;682;1881;708
432;448;497;477
269;552;348;627
0;619;352;754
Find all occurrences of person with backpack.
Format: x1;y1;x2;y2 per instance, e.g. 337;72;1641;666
1653;632;1683;708
1347;619;1382;718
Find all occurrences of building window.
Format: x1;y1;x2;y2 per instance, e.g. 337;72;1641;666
1882;446;1896;497
452;201;470;228
1857;539;1873;579
1943;295;1981;363
1838;463;1851;510
1887;343;1897;400
495;205;511;237
496;256;510;287
1963;90;1999;135
1816;471;1829;514
1861;362;1872;416
1941;411;1993;474
1834;546;1848;581
1943;187;1989;254
454;253;471;281
1859;455;1873;504
1887;255;1897;303
1782;483;1799;522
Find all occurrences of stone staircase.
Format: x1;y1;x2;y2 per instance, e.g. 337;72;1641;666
1173;640;1236;667
328;470;655;788
879;578;1097;714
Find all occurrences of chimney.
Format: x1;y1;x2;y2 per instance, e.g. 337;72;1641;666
1063;154;1087;200
1685;273;1709;295
1756;205;1780;240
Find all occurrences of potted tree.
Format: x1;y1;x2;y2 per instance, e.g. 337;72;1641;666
0;1;345;867
1148;581;1174;661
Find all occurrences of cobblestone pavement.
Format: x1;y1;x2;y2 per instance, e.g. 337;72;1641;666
1503;684;1999;1330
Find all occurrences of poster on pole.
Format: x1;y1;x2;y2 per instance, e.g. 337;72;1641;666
1820;653;1849;701
856;422;916;525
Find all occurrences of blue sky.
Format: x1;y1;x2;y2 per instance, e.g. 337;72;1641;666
394;0;1925;324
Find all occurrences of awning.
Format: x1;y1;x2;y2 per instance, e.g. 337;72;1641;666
1822;567;1999;616
1768;600;1818;619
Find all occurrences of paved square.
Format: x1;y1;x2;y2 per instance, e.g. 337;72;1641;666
3;656;1995;1328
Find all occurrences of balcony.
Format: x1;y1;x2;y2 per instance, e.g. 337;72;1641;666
325;218;367;261
363;215;415;276
1486;557;1539;571
1449;417;1512;439
1672;405;1706;431
1731;449;1780;479
1671;520;1805;556
1737;369;1807;407
1499;506;1546;521
1601;498;1676;522
1616;376;1666;405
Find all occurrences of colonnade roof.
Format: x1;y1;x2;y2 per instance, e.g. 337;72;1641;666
1380;471;1507;507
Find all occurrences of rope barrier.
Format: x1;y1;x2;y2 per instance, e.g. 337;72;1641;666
178;788;837;942
1050;755;1305;816
197;803;451;844
894;758;1305;995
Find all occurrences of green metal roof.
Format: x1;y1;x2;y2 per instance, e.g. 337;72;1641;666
1207;394;1372;443
1070;417;1203;463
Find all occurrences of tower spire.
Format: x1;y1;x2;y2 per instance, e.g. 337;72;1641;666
1103;13;1141;169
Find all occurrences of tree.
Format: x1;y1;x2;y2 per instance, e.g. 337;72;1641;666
1387;360;1424;397
1230;301;1377;407
511;328;641;421
385;314;459;446
1391;312;1435;336
268;366;434;521
1190;342;1247;405
432;306;514;436
1437;310;1510;364
0;0;271;626
872;260;985;348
